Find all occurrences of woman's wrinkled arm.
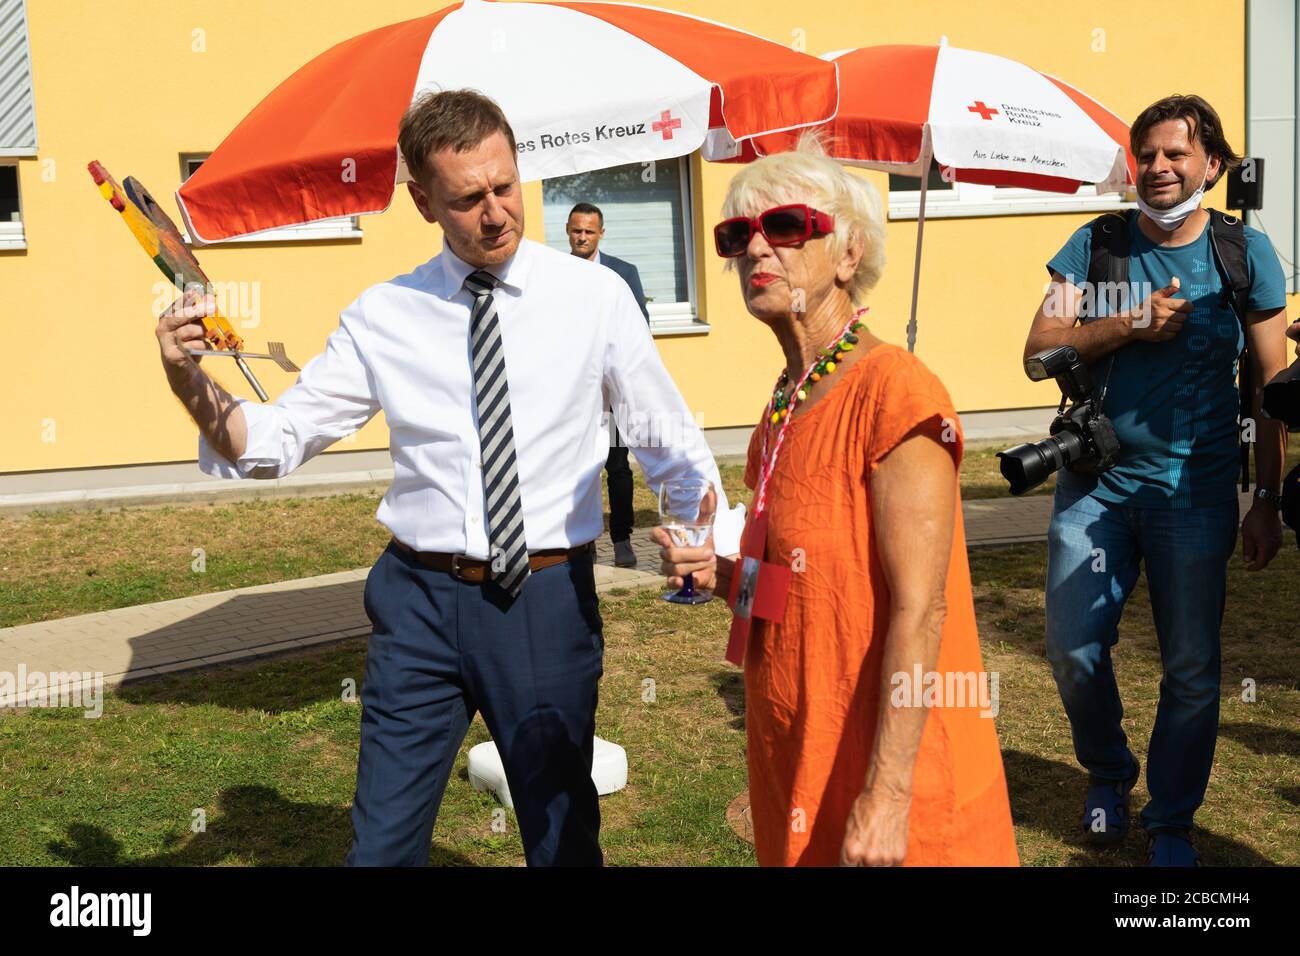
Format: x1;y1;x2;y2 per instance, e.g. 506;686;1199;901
841;425;956;865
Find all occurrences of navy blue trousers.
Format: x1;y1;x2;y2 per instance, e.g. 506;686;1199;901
345;540;604;866
605;444;634;542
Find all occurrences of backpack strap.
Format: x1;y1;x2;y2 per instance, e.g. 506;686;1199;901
1085;211;1132;320
1206;208;1251;327
1079;211;1134;411
1206;208;1254;491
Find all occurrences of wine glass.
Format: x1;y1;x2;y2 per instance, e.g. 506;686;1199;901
658;477;717;605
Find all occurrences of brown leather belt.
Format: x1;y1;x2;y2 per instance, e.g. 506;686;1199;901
390;537;591;584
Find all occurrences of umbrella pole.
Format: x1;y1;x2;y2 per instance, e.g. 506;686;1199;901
905;141;932;354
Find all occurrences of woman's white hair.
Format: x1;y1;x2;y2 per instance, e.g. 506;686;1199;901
720;131;886;304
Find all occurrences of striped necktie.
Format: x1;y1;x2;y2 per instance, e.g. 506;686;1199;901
464;269;530;597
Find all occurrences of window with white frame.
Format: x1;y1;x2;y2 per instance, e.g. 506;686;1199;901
887;158;1135;220
542;157;703;334
1;0;36;250
0;163;23;250
180;154;363;242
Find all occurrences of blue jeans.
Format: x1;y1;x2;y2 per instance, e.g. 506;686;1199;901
1044;479;1238;832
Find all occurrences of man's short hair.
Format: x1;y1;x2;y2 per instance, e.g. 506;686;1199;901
398;89;517;186
568;202;604;225
1129;94;1243;185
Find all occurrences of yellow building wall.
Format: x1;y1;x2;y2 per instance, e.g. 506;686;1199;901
2;0;1287;473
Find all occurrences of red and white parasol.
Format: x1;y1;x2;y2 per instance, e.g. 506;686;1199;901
732;43;1136;351
176;0;840;244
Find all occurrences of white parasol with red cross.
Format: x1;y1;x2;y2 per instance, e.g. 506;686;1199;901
728;42;1136;352
175;0;840;244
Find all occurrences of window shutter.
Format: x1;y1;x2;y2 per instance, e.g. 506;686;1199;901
0;0;37;155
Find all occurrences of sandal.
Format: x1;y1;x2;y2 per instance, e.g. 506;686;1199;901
1082;759;1140;846
1146;829;1202;867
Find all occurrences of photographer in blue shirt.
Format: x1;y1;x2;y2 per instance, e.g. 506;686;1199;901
1022;95;1290;866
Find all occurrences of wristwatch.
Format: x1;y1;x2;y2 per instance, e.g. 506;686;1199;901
1254;487;1282;508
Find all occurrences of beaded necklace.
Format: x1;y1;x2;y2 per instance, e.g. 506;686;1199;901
754;307;868;514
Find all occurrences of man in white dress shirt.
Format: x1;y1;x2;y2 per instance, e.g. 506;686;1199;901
154;89;741;866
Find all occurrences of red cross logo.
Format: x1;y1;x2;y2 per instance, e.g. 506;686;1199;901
652;110;682;140
967;100;999;121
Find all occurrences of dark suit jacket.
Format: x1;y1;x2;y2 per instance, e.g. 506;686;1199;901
597;251;650;324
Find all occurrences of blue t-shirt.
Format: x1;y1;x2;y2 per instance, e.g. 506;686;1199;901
1046;210;1286;508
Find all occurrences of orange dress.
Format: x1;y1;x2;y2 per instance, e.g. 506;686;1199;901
742;343;1019;867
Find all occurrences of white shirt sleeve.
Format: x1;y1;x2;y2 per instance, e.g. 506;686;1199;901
197;296;382;480
601;280;745;556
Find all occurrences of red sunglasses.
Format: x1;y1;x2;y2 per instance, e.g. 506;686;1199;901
713;203;836;257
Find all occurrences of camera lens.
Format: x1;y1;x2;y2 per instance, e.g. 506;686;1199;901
997;430;1087;495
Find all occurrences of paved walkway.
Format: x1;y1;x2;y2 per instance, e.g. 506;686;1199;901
0;489;1256;705
963;494;1055;546
0;561;661;708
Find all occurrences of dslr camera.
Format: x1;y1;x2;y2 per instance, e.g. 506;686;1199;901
998;346;1121;496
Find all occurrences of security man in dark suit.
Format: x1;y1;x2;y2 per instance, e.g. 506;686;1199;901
566;202;650;568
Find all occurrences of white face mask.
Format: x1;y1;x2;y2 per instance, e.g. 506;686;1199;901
1136;165;1210;231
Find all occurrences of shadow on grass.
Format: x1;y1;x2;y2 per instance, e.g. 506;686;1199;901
1002;750;1275;866
597;507;661;533
114;638;368;714
45;784;473;867
1217;721;1300;758
711;671;744;731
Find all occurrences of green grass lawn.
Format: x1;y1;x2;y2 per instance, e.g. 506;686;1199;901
6;446;1295;629
1;463;1296;866
0;589;753;866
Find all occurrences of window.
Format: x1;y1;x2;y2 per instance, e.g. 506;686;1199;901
180;154;362;243
888;161;955;198
887;158;1135;220
542;157;703;335
0;0;38;157
1;0;35;250
0;163;23;250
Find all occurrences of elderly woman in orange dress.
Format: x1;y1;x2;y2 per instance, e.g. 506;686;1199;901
653;136;1019;866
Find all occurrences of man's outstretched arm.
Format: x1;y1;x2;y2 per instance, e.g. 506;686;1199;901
156;291;249;464
1242;306;1291;572
155;289;383;479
